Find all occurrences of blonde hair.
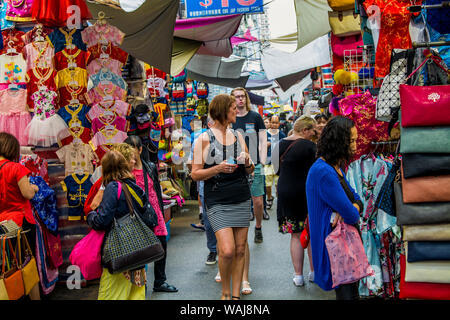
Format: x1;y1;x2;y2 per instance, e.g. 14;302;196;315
110;143;136;162
293;115;316;133
231;87;251;112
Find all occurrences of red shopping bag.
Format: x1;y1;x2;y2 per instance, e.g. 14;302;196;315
325;221;374;288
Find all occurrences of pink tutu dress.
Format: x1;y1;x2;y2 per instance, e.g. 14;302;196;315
0;88;31;145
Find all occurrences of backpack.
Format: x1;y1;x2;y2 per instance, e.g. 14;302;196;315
196;82;209;99
170;82;186;101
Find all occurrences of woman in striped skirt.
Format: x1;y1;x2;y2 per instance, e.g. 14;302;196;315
191;94;254;300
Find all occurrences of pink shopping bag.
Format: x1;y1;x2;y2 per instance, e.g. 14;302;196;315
325;221;374;288
69;229;105;280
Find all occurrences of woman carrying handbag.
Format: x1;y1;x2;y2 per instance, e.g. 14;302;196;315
87;150;156;300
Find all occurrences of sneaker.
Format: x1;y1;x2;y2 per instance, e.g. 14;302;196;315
263;210;270;220
254;228;263;243
309;271;314;283
293;275;304;287
205;252;217;265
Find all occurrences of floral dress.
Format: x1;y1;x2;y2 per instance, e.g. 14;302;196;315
346;157;400;298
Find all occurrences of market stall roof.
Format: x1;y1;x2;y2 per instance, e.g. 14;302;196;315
294;0;331;50
261;34;330;80
274;76;312;102
174;14;243;58
275;69;312;92
186;70;250;88
245;72;274;90
186;54;246;79
86;0;179;74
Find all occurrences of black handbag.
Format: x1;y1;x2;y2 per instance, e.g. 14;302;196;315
402;153;450;179
101;183;165;274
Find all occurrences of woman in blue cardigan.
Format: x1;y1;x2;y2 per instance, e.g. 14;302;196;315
306;116;363;300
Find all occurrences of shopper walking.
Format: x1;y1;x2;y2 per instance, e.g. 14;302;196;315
125;136;178;293
305;116;363;300
273;116;316;286
87;150;149;300
0;132;40;300
265;115;286;209
191;94;254;300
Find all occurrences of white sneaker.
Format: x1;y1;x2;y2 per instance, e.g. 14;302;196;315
309;271;314;283
293;275;304;287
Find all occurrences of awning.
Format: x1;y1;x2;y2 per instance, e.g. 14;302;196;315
245;71;274;90
274;76;312;102
174;14;243;58
86;0;179;74
275;69;312;92
247;91;265;106
186;70;250;88
294;0;331;50
171;38;203;76
186;54;246;79
261;34;331;80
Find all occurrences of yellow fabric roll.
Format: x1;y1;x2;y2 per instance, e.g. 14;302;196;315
403;224;450;241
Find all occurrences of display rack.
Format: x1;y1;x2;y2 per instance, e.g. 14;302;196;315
343;45;376;95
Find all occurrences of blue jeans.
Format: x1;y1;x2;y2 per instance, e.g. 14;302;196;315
199;182;216;253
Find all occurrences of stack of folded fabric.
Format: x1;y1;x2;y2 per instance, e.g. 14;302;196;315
394;54;450;299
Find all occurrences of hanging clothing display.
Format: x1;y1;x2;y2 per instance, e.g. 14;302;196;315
47;27;87;53
22;40;54;70
4;0;34;22
0;87;30;145
0;0;14;30
0;51;26;84
56;142;95;176
60;173;93;221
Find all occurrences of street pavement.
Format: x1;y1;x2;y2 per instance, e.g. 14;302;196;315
48;200;334;301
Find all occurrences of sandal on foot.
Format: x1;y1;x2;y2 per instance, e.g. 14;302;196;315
241;281;252;295
215;273;221;283
221;293;231;300
232;296;240;300
267;198;273;209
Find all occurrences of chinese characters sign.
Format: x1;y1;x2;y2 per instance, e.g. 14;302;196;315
185;0;264;18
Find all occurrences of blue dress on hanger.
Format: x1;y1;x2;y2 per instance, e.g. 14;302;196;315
30;176;59;233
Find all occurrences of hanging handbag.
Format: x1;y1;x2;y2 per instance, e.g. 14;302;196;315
400;56;450;127
376;49;408;122
101;182;165;274
1;237;24;300
330;33;363;58
400;125;450;154
325;221;374;288
328;11;361;37
17;230;39;295
327;0;355;11
0;237;9;300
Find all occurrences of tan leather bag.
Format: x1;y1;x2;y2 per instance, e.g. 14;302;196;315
403;224;450;241
401;164;450;203
328;10;361;37
327;0;355;11
1;237;24;300
17;230;40;295
0;237;9;300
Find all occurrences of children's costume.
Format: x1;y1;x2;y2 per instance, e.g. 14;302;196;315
0;88;30;145
60;173;93;221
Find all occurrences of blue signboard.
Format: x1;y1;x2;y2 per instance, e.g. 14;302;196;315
185;0;264;18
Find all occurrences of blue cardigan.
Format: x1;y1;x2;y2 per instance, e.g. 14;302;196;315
305;158;361;291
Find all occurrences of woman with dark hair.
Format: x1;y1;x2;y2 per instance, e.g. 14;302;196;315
305;116;364;300
0;132;40;299
314;113;330;139
124;135;178;293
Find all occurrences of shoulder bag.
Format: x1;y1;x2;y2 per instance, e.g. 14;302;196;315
0;237;9;300
327;0;355;11
1;236;24;300
400;56;450;127
17;230;40;295
101;182;165;274
400;125;450;154
328;10;361;37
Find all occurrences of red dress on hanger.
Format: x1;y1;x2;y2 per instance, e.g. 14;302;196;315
31;0;92;27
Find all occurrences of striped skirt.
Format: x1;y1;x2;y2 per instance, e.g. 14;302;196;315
206;200;252;233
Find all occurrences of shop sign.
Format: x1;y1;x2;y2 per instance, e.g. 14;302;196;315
185;0;264;18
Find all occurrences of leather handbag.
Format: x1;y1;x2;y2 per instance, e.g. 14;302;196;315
101;182;165;274
400;57;450;127
327;0;355;11
17;230;40;295
0;237;9;300
400;125;450;154
407;241;450;262
403;224;450;241
394;182;450;225
328;11;361;37
1;237;25;300
401;164;450;203
330;33;363;58
376;49;408;122
404;242;450;284
402;153;450;179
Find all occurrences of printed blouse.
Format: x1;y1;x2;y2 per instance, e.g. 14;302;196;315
87;82;126;105
0;52;26;84
56;142;95;176
22;41;55;70
0;29;24;54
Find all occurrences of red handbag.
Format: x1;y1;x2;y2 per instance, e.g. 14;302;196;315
400;57;450;127
330;33;363;58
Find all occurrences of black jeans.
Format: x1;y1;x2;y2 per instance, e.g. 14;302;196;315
335;281;360;300
154;235;167;287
